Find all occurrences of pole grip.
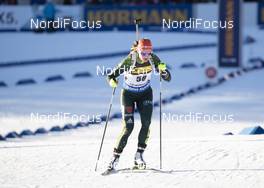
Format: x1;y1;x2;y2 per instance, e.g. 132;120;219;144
134;18;142;25
134;18;142;41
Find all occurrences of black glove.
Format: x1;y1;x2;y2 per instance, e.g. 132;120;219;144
161;69;171;82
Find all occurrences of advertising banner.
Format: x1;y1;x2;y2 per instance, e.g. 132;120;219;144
0;6;82;31
258;2;264;26
84;4;193;31
218;0;242;67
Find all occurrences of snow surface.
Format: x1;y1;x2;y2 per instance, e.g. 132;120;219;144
0;122;264;188
0;28;264;188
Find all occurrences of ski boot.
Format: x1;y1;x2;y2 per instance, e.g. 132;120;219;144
101;154;120;175
107;155;119;171
134;151;146;170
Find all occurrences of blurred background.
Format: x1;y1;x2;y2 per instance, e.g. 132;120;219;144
0;0;263;135
0;0;261;5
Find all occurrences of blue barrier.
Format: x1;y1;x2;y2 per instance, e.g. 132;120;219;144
20;129;34;137
45;75;65;82
239;126;264;135
153;101;159;107
179;93;186;97
196;85;204;91
5;131;20;139
203;82;213;89
223;132;234;135
49;126;63;132
170;94;182;101
16;78;37;86
186;88;195;95
218;77;227;84
235;70;242;76
180;63;198;69
228;72;236;78
34;128;48;135
161;98;172;105
74;122;86;128
245;65;257;72
73;72;92;78
0;81;7;87
244;35;256;44
110;113;122;119
242;67;251;72
0;134;6;141
254;64;264;69
249;57;263;64
100;115;107;122
63;124;74;130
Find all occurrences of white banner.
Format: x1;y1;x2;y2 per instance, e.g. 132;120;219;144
0;6;32;30
0;6;82;30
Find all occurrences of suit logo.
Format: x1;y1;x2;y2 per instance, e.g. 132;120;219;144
125;106;133;113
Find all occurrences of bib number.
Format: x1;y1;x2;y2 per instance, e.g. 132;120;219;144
136;75;147;82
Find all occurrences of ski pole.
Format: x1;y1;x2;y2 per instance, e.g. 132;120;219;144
95;87;117;172
134;18;142;41
159;74;162;169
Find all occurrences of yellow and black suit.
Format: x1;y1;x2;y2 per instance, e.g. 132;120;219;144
107;51;171;155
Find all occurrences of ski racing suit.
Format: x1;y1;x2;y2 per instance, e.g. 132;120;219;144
107;51;171;155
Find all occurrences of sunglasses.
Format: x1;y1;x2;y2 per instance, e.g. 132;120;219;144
140;51;151;57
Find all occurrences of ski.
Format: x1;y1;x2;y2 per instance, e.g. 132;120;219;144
101;167;173;176
101;169;115;176
101;167;130;176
